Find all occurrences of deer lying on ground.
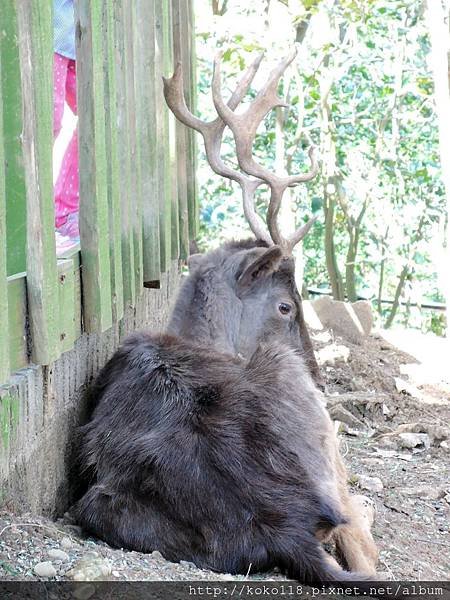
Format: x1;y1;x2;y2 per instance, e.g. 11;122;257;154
75;50;378;582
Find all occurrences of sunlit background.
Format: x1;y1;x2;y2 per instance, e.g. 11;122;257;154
193;0;449;339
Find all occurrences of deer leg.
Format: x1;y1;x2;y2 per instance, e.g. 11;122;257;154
332;449;379;574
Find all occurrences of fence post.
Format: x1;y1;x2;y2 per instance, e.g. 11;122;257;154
17;0;60;365
103;0;124;323
76;0;113;332
155;0;172;273
0;54;10;383
134;0;162;286
0;1;27;278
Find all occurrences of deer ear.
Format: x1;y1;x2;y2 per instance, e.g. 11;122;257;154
237;246;283;291
187;253;203;272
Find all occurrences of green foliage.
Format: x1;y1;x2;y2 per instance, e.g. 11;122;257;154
194;0;446;334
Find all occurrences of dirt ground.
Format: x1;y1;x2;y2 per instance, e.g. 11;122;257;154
0;330;449;582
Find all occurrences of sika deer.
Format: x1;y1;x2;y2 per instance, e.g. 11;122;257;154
74;50;378;582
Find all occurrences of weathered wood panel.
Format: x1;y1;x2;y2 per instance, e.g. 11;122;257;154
155;0;172;273
124;1;144;299
183;0;198;240
0;0;198;386
0;1;27;277
134;0;161;284
171;0;190;260
57;259;76;354
0;53;10;382
113;1;135;307
17;1;60;365
7;274;28;373
76;0;113;332
103;0;124;323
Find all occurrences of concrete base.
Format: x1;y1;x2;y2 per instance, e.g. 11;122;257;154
0;262;180;516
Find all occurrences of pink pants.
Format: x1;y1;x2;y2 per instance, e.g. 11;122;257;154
53;52;79;228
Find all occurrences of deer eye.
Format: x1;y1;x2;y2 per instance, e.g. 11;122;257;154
278;302;292;316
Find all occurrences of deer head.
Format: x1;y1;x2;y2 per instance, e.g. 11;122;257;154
163;50;323;387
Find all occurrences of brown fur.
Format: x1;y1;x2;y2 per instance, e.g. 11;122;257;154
74;240;378;581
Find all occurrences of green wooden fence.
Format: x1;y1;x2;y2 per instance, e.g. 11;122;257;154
0;0;197;386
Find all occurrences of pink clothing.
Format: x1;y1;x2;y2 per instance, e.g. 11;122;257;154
53;52;79;228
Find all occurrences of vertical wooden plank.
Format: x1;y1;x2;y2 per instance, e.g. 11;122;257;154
123;1;143;298
0;1;27;276
103;0;124;322
76;0;113;332
113;2;135;307
155;0;171;273
179;0;198;241
167;1;180;261
134;0;161;285
171;0;190;260
57;259;76;353
17;0;60;364
0;52;10;383
7;274;28;372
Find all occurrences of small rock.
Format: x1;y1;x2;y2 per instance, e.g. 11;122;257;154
34;561;57;578
112;570;121;578
441;440;449;449
313;296;365;344
312;331;332;344
66;557;111;581
151;550;164;560
60;537;73;549
399;487;445;501
351;300;373;335
316;343;350;366
357;474;384;493
329;403;365;429
398;432;431;450
73;584;96;600
48;548;70;562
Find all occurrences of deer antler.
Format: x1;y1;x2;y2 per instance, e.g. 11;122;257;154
163;49;319;254
163;55;271;244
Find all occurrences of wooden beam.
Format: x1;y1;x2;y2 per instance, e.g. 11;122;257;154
123;0;143;299
171;0;190;260
103;0;124;323
76;0;113;332
0;52;10;384
135;0;162;283
17;0;60;364
155;0;172;273
0;1;27;277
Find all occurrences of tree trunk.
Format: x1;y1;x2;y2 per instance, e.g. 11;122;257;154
345;231;358;302
385;264;409;328
324;182;345;300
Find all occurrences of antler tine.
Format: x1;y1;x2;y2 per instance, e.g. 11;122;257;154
212;49;319;253
286;215;318;252
163;56;273;245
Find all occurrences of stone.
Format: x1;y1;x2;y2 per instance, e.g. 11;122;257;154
66;557;112;581
48;548;70;562
398;432;431;450
60;537;73;550
328;403;365;429
302;300;324;330
357;474;384;493
316;343;350;366
351;300;373;335
399;487;445;501
312;296;365;344
34;561;57;578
